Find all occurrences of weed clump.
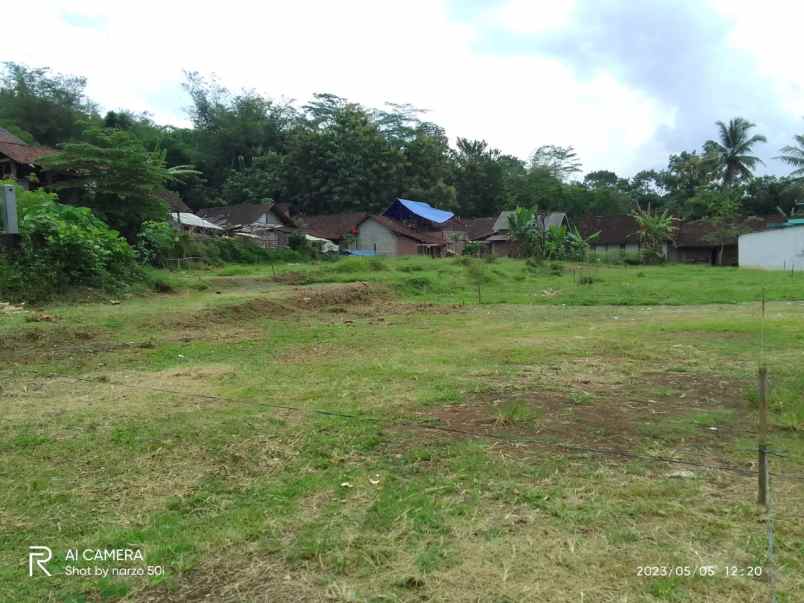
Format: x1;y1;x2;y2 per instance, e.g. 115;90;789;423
368;257;388;271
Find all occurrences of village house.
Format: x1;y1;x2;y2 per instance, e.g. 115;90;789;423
473;210;568;256
300;210;446;256
382;198;463;255
301;212;368;246
577;214;783;265
299;199;461;256
162;191;223;234
198;202;298;248
353;214;445;256
577;215;646;258
0;127;57;188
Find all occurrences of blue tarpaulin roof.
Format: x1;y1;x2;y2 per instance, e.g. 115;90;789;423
384;198;454;224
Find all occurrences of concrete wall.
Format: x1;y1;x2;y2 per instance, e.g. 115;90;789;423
356;218;398;255
739;227;804;270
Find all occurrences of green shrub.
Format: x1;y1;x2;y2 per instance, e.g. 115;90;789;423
462;241;482;256
136;221;178;266
623;252;642;265
0;186;138;301
170;234;307;267
549;262;564;276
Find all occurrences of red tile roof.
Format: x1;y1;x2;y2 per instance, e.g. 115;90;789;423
674;216;786;247
362;215;444;244
301;212;368;240
578;214;787;247
0;128;58;165
462;216;497;240
577;215;641;245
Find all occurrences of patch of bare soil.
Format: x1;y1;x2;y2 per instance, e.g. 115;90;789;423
291;282;389;308
272;271;312;285
406;368;750;462
0;325;120;363
199;297;296;323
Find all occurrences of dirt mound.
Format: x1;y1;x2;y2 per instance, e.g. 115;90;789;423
199;298;295;324
292;282;389;309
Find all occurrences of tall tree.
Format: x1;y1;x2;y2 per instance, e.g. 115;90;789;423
0;62;99;145
706;117;766;186
452;138;506;217
776;131;804;178
529;145;582;181
40;128;177;238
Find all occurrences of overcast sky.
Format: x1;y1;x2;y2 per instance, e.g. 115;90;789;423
5;0;804;178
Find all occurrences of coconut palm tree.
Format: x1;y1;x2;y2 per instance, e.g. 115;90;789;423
776;132;804;177
706;117;767;186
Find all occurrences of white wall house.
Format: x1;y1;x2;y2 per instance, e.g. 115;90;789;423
738;224;804;270
356;218;399;255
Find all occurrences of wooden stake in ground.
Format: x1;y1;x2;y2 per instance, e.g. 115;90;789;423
757;366;769;506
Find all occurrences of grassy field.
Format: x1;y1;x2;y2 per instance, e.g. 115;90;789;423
212;255;804;306
1;258;803;602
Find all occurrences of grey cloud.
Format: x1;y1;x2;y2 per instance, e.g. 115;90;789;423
522;0;798;175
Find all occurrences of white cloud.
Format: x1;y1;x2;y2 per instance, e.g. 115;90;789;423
2;0;684;175
491;0;576;35
711;0;804;120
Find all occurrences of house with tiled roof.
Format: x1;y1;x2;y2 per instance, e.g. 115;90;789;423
301;212;368;243
473;210;569;256
577;214;785;265
0;128;58;188
299;205;454;256
198;202;298;248
353;214;447;256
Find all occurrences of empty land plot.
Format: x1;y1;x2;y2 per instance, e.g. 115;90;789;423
1;262;802;602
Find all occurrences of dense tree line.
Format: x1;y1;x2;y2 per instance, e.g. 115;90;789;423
2;62;804;237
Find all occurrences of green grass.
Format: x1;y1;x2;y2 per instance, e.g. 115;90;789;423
201;256;804;306
1;258;802;602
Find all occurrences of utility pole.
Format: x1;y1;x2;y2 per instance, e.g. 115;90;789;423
0;184;21;250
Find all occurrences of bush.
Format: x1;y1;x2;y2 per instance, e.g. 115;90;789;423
168;234;308;268
288;231;308;252
462;241;482;256
0;186;138;301
136;221;178;266
623;252;642;266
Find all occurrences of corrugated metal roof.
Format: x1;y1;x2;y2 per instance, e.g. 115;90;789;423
170;212;223;230
491;211;565;233
385;198;454;224
493;211;517;232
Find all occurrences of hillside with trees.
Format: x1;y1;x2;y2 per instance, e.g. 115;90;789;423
2;61;804;232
